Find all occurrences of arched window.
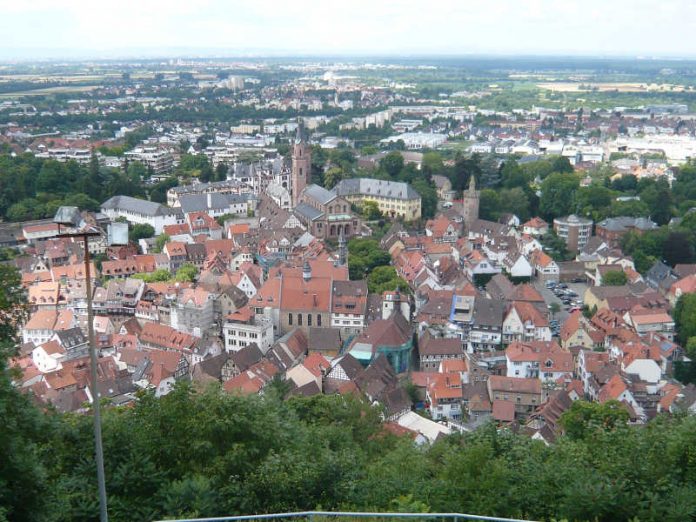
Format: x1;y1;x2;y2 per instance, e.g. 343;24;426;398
298;314;303;326
288;313;293;325
307;314;312;326
317;314;322;326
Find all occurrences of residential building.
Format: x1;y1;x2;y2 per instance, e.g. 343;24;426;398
596;217;659;248
505;341;573;382
487;375;542;417
502;301;552;345
553;214;593;252
223;307;275;354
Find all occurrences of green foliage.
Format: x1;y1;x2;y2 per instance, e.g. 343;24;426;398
380;151;404;178
175;263;199;283
360;200;382;221
0;152;147;220
602;270;628;286
539;173;580;220
540;230;572;262
674;293;696;344
128;223;155;243
131;269;172;283
621;228;668;273
367;266;410;295
559;400;630;441
663;231;695;266
347;238;391;280
411;178;437;220
151;234;170;254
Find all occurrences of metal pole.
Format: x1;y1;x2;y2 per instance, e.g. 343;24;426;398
83;234;109;522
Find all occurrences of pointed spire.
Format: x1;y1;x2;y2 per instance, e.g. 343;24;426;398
468;175;477;193
338;230;347;266
295;120;303;145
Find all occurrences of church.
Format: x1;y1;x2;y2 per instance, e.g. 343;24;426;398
290;126;362;240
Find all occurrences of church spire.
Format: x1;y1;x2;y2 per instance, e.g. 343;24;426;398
295;119;303;144
468;175;476;192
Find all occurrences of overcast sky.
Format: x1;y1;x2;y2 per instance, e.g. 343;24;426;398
1;0;695;60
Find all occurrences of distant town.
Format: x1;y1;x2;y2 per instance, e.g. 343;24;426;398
4;55;696;444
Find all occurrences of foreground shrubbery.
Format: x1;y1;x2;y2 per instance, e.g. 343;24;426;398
3;374;696;522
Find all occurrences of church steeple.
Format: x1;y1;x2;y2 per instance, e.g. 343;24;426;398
291;120;311;208
468;175;476;192
462;174;480;226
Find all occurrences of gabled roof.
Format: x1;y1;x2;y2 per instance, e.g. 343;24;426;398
303;184;337;206
334;178;420;201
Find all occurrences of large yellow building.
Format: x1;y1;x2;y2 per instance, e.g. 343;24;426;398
333;178;421;220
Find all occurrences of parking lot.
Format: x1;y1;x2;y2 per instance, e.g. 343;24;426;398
533;279;588;336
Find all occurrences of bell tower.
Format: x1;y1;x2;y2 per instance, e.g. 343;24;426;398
291;124;312;207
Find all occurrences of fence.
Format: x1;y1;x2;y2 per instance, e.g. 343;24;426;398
155;510;536;522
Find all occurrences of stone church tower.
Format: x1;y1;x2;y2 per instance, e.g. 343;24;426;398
461;175;480;226
291;125;312;207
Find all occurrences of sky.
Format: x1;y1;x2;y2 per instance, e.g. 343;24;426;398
1;0;696;60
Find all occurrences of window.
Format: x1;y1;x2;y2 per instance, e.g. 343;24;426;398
307;314;312;326
298;314;303;326
317;315;322;326
288;313;293;325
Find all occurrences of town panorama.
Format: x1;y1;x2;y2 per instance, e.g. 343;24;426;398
4;53;696;521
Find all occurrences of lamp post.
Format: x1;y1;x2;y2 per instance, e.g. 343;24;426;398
53;207;128;522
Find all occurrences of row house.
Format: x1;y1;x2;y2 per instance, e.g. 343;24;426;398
223;307;275;354
331;280;368;335
505;341;573;383
502;301;552;345
419;331;466;372
170;287;215;337
468;297;505;352
138;322;198;356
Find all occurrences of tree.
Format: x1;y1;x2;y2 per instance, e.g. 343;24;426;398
500;159;527;189
367;266;410;295
323;166;344;189
478;189;501;221
411;178;437;220
175;263;199;283
132;268;172;283
540;173;580;220
540;230;571;262
380;151;404;179
559;400;629;440
215;162;229;181
674;293;696;344
129;223;156;243
498;187;530;221
152;234;171;254
663;231;695;266
640;177;674;225
0;265;51;521
127;161;148;182
602;270;627;286
361;200;382;221
549;302;561;319
421;152;445;178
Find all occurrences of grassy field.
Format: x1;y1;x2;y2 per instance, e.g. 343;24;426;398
0;85;100;98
